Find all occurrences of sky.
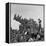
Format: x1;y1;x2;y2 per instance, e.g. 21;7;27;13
11;4;43;30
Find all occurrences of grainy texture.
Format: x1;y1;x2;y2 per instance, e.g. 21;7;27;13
10;3;44;43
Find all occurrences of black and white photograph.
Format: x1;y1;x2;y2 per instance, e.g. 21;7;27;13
6;3;45;43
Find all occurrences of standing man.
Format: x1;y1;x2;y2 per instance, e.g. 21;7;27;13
38;19;41;32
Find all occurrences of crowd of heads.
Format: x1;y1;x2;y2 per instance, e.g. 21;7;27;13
10;14;44;43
